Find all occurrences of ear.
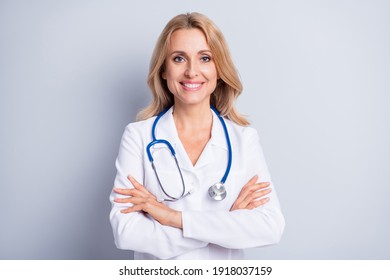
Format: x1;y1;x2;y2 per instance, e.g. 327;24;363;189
161;71;167;80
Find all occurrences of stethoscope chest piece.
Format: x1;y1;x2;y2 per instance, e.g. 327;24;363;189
208;182;227;201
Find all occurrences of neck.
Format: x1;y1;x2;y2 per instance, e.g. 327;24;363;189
172;104;212;131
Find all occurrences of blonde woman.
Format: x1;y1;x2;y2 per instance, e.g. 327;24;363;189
110;12;285;259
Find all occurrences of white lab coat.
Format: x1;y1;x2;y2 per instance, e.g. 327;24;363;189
109;106;285;259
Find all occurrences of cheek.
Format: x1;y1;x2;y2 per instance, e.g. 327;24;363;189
205;71;218;91
164;68;179;89
203;65;218;82
164;65;182;82
165;74;182;95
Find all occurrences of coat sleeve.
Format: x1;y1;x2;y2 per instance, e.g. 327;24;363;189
109;124;208;259
181;128;285;249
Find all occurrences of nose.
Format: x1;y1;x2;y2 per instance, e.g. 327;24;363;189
184;60;199;78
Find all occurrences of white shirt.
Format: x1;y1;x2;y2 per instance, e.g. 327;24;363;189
109;106;285;259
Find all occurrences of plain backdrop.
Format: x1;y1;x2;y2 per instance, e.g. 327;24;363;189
1;0;389;259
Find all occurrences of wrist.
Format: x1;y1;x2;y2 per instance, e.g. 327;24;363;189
168;210;183;229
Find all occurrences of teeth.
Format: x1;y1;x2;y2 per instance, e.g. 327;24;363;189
183;83;201;89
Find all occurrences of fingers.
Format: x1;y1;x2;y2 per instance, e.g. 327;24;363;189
128;175;157;200
244;175;258;188
114;196;146;204
114;188;159;205
120;204;144;214
231;192;271;211
127;176;144;190
230;175;272;211
115;195;161;215
113;187;145;197
245;181;271;192
235;180;271;206
119;196;168;216
242;181;271;196
241;188;272;207
113;175;157;201
247;197;271;210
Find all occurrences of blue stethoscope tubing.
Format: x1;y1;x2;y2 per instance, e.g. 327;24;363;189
146;106;232;201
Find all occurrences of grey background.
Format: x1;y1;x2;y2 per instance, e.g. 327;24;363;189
1;0;389;259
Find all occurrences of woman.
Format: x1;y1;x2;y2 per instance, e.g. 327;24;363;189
109;12;285;260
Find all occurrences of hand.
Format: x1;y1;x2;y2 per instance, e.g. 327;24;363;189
113;176;182;229
230;175;272;211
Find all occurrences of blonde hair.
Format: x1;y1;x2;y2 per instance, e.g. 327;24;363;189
137;12;249;126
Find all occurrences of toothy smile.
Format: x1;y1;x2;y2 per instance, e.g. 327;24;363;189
182;83;202;89
180;82;204;90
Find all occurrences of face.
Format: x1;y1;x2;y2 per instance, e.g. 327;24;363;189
162;28;218;108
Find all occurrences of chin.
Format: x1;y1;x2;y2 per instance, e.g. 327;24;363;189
176;95;210;105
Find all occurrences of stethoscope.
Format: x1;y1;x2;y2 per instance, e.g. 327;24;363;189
146;106;232;202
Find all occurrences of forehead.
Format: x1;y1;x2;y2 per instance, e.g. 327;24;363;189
169;28;210;52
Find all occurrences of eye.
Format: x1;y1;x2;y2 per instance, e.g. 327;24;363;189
201;56;211;62
173;56;185;63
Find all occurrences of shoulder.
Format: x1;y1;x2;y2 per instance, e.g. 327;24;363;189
124;117;156;132
224;118;260;141
121;116;157;143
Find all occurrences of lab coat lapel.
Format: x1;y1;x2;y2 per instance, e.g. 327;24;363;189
153;106;177;146
151;107;229;171
209;110;229;151
193;110;228;169
151;106;194;172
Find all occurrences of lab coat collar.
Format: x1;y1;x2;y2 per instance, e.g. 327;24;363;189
152;106;178;146
151;106;228;170
209;109;229;151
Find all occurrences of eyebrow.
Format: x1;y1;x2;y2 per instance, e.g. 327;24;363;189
169;50;212;56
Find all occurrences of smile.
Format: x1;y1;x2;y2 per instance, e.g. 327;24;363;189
180;82;203;91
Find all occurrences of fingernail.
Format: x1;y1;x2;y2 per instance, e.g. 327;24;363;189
128;175;134;180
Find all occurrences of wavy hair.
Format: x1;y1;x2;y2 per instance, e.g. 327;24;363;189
137;12;249;126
